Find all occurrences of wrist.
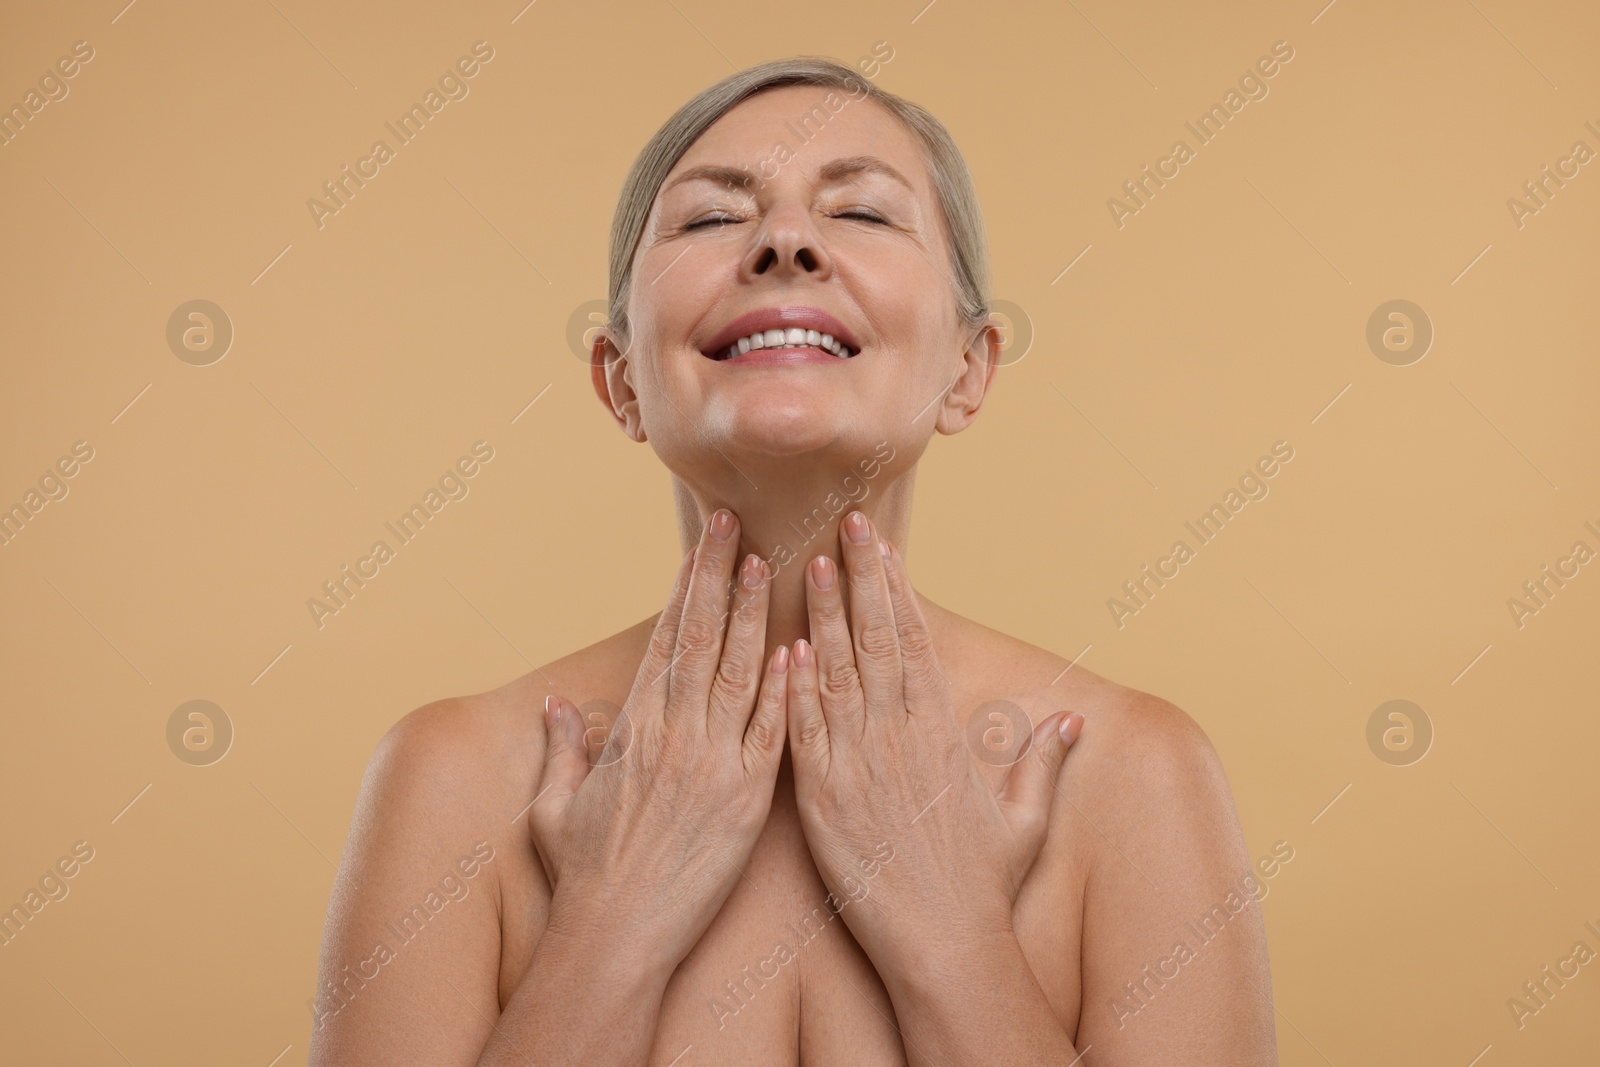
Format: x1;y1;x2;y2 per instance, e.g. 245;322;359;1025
874;908;1019;997
542;885;680;989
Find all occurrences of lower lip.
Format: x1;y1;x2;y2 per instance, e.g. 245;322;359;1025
712;346;852;366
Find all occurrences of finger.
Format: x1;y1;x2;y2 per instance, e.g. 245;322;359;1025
838;511;903;718
706;553;773;739
742;644;789;782
630;544;699;709
536;695;593;808
998;711;1084;830
786;638;831;781
665;508;744;723
878;536;947;715
804;553;867;736
527;695;592;883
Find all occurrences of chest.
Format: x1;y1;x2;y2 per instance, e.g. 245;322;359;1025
497;755;1082;1065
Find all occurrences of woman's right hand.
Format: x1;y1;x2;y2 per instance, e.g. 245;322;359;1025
527;507;788;976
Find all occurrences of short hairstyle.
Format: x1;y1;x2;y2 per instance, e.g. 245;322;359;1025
604;55;990;351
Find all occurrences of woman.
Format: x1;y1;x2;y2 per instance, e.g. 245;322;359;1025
310;57;1277;1066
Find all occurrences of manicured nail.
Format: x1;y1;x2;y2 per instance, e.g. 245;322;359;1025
811;555;835;590
792;638;812;668
741;553;764;589
844;511;871;544
544;695;561;728
878;538;891;561
709;509;734;541
773;645;790;674
1059;712;1084;744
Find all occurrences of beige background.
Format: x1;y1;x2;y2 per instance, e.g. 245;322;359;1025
2;0;1597;1063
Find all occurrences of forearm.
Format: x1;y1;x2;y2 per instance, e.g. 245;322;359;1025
476;915;674;1067
879;928;1080;1067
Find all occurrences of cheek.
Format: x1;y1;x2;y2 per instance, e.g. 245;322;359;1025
854;276;960;386
841;237;958;341
633;245;729;343
629;345;694;427
628;343;731;455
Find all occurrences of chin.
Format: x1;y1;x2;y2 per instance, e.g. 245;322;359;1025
704;393;853;458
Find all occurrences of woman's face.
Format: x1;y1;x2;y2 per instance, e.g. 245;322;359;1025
595;84;996;475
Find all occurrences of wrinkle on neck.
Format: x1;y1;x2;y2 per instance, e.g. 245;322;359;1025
671;450;915;658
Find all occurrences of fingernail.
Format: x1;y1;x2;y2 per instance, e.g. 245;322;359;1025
1059;712;1084;743
773;645;790;674
793;638;812;668
544;695;560;727
811;556;835;590
844;511;871;544
878;538;891;561
741;553;764;589
709;509;734;541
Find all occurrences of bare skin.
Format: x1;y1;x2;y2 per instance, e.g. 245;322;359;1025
309;82;1278;1066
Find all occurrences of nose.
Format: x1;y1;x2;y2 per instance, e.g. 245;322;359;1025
741;199;834;282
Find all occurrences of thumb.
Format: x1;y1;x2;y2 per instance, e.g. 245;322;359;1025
999;711;1084;820
534;695;592;822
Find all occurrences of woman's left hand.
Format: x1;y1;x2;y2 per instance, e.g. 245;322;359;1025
785;510;1085;974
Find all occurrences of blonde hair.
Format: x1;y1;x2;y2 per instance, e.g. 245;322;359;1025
605;55;990;351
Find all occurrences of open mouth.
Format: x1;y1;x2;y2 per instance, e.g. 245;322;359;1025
705;328;859;361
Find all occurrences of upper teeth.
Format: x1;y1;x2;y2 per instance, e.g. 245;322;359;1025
722;327;854;360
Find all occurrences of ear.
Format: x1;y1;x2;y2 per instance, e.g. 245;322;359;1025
934;314;1002;436
589;326;647;442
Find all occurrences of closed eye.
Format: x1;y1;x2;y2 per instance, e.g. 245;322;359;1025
686;209;888;230
684;214;743;230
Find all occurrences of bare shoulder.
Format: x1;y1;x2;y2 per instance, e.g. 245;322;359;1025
939;604;1248;875
363;606;662;857
373;612;657;805
308;620;652;1064
932;602;1222;793
934;608;1276;1062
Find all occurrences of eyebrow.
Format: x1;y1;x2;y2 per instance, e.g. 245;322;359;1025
817;155;916;192
662;155;917;195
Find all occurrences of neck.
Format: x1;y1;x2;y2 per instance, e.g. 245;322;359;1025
673;453;916;657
